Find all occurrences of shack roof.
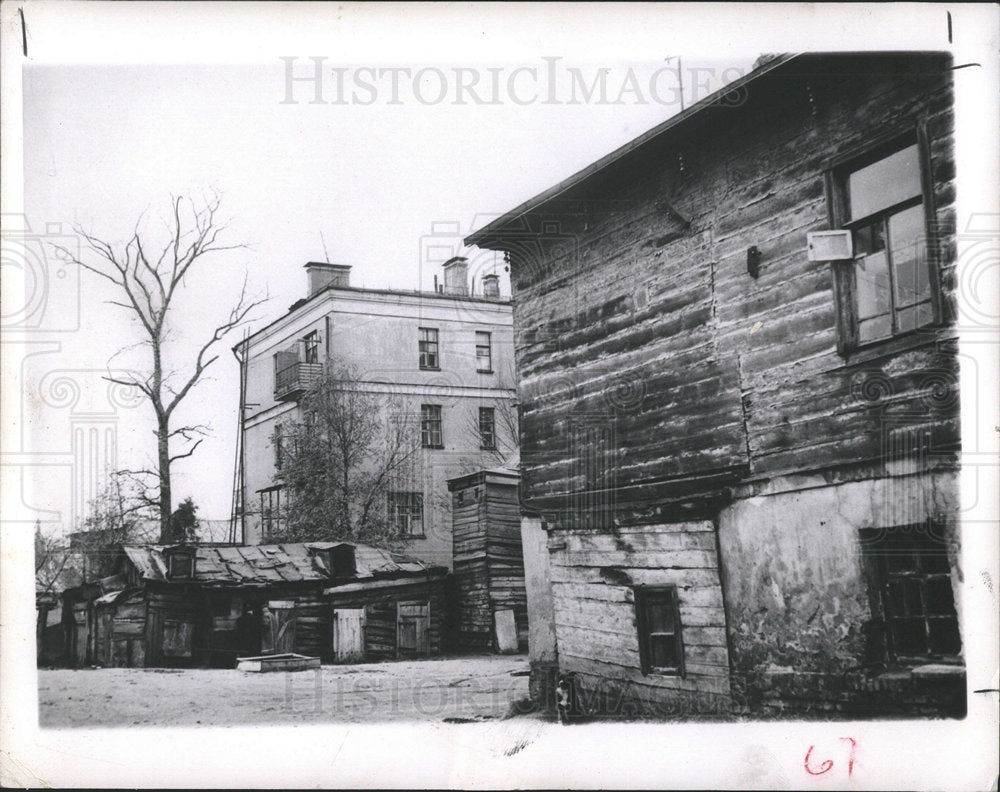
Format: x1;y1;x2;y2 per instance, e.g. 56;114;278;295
121;542;440;588
464;53;799;247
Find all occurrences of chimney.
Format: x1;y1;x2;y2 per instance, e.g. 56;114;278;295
481;272;500;300
305;262;351;296
441;256;469;296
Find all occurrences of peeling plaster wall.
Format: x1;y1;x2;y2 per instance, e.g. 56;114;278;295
718;470;961;691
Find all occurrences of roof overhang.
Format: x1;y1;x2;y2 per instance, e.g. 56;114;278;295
464;53;799;249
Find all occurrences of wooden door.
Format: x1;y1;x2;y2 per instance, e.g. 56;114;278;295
72;606;89;667
332;608;365;663
397;602;430;657
268;601;297;654
95;610;112;666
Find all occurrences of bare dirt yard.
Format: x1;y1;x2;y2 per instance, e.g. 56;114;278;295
38;654;533;728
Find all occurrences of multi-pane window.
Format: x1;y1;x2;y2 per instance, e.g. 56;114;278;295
479;406;496;449
861;526;961;659
421;404;443;448
388;491;424;537
259;487;283;541
634;586;684;675
303;330;320;364
475;331;492;372
419;328;439;369
829;135;938;349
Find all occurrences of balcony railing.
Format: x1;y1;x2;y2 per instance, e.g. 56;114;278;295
274;361;323;402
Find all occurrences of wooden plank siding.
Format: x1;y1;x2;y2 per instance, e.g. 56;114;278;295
324;578;448;661
451;475;528;652
548;521;732;704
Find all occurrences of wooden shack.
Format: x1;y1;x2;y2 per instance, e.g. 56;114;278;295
448;463;527;653
467;52;965;717
62;542;448;668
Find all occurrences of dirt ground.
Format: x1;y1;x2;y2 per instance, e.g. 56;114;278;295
38;654;533;728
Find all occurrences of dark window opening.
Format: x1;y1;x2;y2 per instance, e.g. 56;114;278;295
260;487;283;541
419;328;439;370
861;525;961;660
388;491;424;537
479;406;496;449
634;586;684;675
476;331;492;372
421;404;442;448
303;330;320;364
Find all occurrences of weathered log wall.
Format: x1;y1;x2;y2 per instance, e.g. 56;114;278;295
503;53;957;517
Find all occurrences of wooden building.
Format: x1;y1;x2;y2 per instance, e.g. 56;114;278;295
448;460;527;653
62;542;448;668
467;53;965;717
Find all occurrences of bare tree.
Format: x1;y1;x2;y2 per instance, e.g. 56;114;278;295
34;521;72;596
71;474;158;580
465;361;520;466
57;194;264;542
271;362;421;547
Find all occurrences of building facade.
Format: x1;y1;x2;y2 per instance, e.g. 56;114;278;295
468;53;964;716
234;258;515;570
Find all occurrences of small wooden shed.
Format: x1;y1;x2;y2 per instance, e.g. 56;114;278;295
448;462;527;653
61;542;448;668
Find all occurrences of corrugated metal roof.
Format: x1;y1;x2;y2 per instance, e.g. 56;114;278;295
121;542;438;587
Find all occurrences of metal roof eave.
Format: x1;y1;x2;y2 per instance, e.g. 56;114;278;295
464;53;798;248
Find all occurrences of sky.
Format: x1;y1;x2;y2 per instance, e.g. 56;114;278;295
17;12;763;524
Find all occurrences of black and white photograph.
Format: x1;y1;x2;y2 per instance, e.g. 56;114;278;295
1;2;997;788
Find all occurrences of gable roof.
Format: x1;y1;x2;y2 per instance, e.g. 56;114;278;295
464;53;798;247
121;542;439;588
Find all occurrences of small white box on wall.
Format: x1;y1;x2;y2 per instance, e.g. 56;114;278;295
807;230;853;262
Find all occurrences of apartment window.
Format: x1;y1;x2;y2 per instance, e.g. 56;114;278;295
828;132;939;350
479;406;496;450
419;328;439;370
259;487;283;541
421;404;443;448
274;423;284;468
475;331;492;372
388;491;424;537
861;526;961;659
303;331;320;364
634;586;684;675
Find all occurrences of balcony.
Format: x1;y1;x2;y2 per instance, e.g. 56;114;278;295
274;361;323;402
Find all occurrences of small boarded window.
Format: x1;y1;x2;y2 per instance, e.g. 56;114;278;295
634;586;684;675
162;620;193;658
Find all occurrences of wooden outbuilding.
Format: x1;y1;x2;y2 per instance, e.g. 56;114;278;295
448;461;527;653
61;542;448;667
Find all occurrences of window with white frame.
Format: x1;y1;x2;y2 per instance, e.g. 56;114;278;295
827;131;940;351
475;331;492;372
419;328;439;370
388;491;424;537
421;404;443;448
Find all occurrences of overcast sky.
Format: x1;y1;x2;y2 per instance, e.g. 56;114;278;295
19;13;761;524
11;3;992;529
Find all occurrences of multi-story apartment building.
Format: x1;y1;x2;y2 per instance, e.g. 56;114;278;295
233;258;515;570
